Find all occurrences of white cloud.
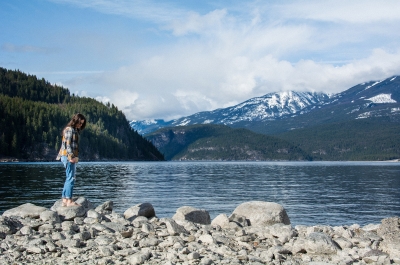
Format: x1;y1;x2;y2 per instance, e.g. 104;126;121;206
23;0;400;121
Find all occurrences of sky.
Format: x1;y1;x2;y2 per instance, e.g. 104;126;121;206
1;0;400;121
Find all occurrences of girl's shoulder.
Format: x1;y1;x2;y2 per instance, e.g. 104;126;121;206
64;126;76;133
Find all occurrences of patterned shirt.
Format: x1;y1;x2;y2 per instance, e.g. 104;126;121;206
56;126;79;160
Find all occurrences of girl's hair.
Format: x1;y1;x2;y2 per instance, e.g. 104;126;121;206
65;113;87;131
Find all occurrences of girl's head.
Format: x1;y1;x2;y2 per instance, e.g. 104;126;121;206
67;113;87;131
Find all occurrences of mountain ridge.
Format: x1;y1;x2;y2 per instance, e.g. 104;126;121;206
131;75;400;135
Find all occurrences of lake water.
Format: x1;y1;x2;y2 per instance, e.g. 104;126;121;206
0;161;399;227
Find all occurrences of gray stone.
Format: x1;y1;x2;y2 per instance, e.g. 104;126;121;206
306;232;339;255
232;201;290;226
124;203;155;220
0;216;23;236
99;246;114;256
139;237;159;247
162;218;188;235
172;206;211;225
20;225;34;235
59;239;80;248
95;201;114;214
57;205;86;221
188;252;200;260
268;223;297;243
102;222;127;233
40;210;61;223
228;213;249;227
2;203;47;219
127;251;151;265
141;223;154;233
211;214;230;229
95;235;115;246
87;209;101;219
199;234;216;244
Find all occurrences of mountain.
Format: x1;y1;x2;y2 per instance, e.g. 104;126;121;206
130;91;331;134
0;67;164;161
131;76;400;135
146;124;310;161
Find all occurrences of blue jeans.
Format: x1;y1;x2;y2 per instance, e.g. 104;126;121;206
61;156;76;199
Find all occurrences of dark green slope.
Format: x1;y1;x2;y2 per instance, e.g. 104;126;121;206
0;67;164;161
146;124;310;161
276;118;400;161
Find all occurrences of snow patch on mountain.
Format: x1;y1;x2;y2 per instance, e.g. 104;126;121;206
364;80;383;90
366;94;397;104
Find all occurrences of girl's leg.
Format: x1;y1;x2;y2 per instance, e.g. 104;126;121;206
61;157;76;204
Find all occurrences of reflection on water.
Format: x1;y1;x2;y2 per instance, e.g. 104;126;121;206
0;161;399;226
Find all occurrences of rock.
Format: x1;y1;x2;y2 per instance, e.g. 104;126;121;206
127;251;151;265
2;199;400;265
0;216;23;236
229;213;249;227
102;222;127;233
124;203;155;220
188;252;200;260
56;205;86;221
268;223;298;244
306;232;340;255
162;218;188;235
172;206;211;225
2;203;47;219
20;225;34;235
211;214;230;229
199;234;216;244
40;210;61;223
95;201;113;215
232;201;290;226
86;209;102;219
377;217;400;260
74;197;94;210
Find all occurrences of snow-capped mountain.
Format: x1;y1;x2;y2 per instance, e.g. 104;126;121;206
131;91;330;134
131;76;400;135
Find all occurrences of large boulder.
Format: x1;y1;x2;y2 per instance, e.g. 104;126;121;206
172;206;211;225
232;201;290;226
124;203;155;221
2;203;47;219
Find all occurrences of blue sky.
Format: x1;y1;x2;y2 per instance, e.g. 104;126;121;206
1;0;400;121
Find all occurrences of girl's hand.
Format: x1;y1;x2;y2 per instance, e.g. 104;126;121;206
70;157;79;163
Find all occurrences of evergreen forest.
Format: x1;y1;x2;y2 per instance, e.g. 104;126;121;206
0;67;164;161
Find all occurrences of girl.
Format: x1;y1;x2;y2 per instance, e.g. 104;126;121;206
56;113;86;207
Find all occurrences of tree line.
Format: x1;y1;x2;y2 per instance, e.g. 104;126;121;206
0;67;164;161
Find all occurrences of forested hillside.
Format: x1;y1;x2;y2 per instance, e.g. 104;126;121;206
0;67;164;161
146;124;310;161
276;118;400;161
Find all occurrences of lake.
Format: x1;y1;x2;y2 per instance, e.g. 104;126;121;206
0;161;399;227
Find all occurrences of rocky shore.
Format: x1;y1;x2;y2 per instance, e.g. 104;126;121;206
1;199;399;265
